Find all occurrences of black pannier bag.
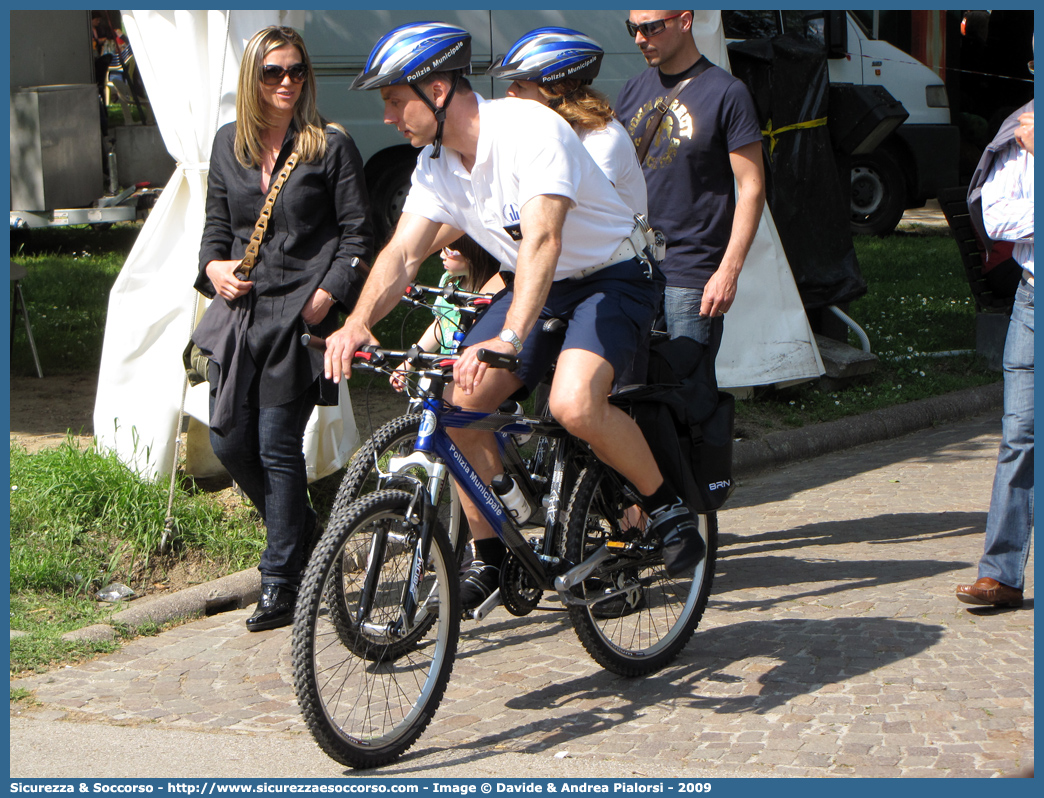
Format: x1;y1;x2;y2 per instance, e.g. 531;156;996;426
616;335;735;513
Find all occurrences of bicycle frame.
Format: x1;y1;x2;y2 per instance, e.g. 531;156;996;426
302;335;648;614
390;392;569;591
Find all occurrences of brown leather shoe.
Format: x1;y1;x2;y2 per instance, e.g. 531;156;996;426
956;577;1024;607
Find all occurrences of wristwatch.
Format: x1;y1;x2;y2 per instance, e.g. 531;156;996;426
498;328;523;354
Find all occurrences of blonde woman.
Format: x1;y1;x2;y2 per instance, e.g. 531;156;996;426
195;25;373;631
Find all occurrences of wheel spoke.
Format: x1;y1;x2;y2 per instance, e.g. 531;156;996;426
563;466;716;676
292;490;459;768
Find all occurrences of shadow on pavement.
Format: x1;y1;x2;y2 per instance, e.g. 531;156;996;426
727;418;999;508
719;510;986;553
394;616;942;774
713;511;985;609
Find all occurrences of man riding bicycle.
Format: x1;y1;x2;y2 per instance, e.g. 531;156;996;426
324;22;706;610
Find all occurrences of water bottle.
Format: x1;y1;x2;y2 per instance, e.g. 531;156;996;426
491;473;532;524
451;330;466;353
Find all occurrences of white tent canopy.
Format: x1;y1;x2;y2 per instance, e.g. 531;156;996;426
94;9;820;480
93;10;358;479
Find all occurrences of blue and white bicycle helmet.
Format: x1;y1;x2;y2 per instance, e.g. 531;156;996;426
487;27;603;85
352;22;473;157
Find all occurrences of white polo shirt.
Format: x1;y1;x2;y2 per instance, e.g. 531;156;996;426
579;118;648;218
402;96;635;280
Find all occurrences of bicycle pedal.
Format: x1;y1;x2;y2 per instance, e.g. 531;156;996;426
605;540;631;550
465;588;501;622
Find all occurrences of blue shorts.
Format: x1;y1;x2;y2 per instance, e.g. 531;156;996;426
463;259;663;394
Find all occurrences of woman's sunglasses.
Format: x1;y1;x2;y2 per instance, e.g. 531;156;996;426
261;63;308;85
625;12;686;39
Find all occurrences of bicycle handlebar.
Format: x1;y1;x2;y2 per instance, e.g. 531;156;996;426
399;283;493;317
300;334;518;373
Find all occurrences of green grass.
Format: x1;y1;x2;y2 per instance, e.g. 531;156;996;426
8;436;266;674
10;224;140;376
9;593;123;675
733;230;998;433
10;437;265;597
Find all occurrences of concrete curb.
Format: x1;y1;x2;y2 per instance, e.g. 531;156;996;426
732;381;1003;477
104;567;261;631
87;383;1003;631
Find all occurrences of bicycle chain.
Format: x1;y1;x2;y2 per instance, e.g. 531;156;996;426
499;552;542;616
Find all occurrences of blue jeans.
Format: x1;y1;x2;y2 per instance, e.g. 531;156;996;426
209;380;318;587
979;277;1034;589
663;285;724;361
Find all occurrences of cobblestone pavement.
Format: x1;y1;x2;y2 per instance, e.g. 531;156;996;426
10;413;1033;778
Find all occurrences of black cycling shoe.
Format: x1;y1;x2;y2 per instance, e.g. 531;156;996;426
648;499;706;577
459;561;500;611
246;584;297;632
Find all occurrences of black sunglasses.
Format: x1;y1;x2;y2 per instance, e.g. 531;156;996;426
261;63;308;85
625;12;686;39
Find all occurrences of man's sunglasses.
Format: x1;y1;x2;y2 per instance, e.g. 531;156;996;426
625;12;686;39
261;63;308;85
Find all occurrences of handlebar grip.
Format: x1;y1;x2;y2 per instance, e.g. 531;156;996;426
476;348;518;371
300;334;376;363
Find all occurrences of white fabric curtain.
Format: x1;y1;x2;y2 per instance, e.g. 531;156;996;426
94;10;358;480
691;11;824;387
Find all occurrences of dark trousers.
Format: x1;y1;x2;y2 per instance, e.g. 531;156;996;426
209;377;318;587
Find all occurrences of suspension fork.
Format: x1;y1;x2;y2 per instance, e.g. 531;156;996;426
398;491;438;631
354;525;390;627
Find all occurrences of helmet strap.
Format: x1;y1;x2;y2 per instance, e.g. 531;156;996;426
411;71;461;159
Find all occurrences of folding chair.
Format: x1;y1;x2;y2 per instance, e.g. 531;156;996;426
10;262;43;378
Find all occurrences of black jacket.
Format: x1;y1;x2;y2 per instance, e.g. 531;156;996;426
196;121;373;409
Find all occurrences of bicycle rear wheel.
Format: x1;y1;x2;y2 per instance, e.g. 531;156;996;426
335;413;469;559
292;489;460;769
562;465;717;676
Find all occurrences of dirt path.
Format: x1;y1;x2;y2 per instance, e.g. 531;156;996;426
9;372;406;455
9;373;98;453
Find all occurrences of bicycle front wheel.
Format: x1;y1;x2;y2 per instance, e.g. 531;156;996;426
292;489;460;769
562;465;717;676
335;413;469;559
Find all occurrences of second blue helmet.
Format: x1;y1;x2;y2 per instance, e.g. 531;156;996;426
487;27;603;85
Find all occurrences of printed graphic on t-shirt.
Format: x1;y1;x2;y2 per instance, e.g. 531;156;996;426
626;98;695;170
503;203;522;241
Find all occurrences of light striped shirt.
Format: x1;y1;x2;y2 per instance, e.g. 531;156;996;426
981;140;1034;275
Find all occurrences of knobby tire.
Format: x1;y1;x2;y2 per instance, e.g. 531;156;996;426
562;464;717;676
292;489;460;769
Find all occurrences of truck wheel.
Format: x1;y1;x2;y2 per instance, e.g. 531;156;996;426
850;150;906;236
365;150;418;244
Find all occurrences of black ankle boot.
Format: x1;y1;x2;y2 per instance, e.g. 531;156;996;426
246;584;297;632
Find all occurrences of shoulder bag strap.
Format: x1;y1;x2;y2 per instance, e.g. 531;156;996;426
235;151;300;280
634;58;714;164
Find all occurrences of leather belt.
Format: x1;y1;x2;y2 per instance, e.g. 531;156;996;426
568;237;640;281
1023;269;1034;287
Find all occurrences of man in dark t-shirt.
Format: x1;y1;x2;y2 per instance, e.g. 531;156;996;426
617;10;765;359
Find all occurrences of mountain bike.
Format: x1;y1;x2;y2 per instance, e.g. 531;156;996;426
333;282;555;573
292;340;717;769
